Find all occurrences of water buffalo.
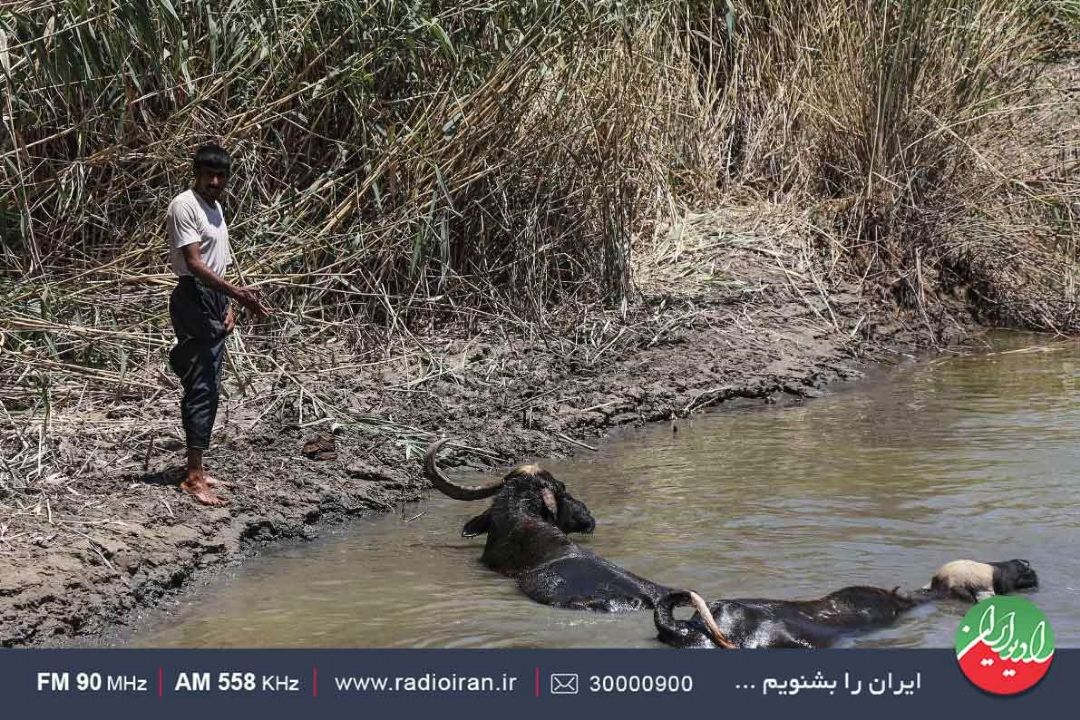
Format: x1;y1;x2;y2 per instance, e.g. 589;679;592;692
921;559;1038;602
654;559;1039;649
424;439;674;611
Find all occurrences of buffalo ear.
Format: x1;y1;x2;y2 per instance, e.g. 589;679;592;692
462;509;492;537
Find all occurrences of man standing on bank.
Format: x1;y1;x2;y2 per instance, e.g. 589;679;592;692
167;143;270;506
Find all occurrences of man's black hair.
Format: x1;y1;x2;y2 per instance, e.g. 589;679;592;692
192;143;231;175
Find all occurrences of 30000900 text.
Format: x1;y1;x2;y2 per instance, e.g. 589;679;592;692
588;675;693;693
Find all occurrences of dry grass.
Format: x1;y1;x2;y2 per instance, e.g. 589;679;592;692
1;1;1078;495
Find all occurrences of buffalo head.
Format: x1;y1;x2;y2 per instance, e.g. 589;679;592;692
990;559;1038;594
424;439;596;538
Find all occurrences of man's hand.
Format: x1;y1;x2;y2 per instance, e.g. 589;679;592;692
224;305;236;334
181;246;272;319
234;286;272;318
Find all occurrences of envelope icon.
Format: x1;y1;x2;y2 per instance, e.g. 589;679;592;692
550;673;579;695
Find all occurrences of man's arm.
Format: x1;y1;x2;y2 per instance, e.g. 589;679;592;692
181;244;271;317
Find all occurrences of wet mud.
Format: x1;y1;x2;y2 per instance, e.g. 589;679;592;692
0;241;963;647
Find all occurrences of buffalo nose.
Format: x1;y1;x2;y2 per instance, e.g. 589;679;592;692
584;518;596;534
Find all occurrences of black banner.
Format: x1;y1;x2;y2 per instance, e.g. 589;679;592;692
0;649;1071;718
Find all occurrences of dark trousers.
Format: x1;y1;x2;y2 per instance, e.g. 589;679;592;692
169;277;228;450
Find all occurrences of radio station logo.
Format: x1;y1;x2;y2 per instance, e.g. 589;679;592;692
955;596;1054;695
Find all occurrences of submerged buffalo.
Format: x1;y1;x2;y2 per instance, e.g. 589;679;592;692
654;559;1039;649
424;439;673;611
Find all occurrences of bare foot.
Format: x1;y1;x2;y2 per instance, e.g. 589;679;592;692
180;472;228;507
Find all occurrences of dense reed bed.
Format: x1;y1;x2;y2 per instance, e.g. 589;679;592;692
1;1;1077;491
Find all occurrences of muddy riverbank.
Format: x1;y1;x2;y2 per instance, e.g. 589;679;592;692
0;211;969;647
124;330;1080;649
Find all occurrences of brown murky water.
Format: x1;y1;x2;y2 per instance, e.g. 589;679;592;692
132;332;1080;648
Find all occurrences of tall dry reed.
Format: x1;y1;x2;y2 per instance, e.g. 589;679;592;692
0;0;1076;483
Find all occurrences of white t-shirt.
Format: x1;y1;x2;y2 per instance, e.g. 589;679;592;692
166;189;232;278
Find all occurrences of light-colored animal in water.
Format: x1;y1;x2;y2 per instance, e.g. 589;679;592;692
922;559;1038;602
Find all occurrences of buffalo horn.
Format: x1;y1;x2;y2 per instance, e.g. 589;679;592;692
688;591;737;649
424;438;506;501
